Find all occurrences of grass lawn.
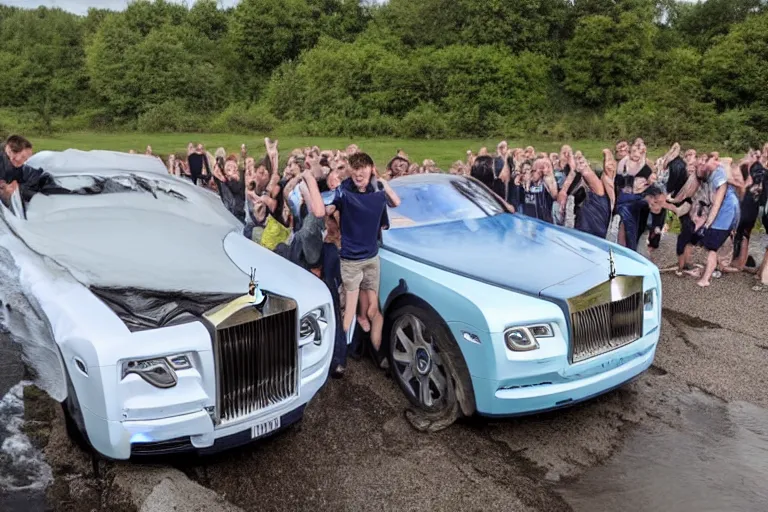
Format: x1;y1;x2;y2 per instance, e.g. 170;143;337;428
33;131;686;171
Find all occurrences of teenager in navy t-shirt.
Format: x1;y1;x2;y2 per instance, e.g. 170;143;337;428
325;152;401;358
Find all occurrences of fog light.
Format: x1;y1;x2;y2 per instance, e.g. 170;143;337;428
529;324;554;338
167;354;192;370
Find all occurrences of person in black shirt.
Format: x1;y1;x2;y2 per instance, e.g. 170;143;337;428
187;143;211;186
665;145;690;200
214;155;246;223
492;144;520;204
0;135;65;208
573;151;614;239
733;157;765;269
520;158;558;223
614;143;656;251
1;135;34;202
557;147;588;228
470;155;496;189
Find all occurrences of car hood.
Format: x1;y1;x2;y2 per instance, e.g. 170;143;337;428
2;202;323;298
382;213;652;301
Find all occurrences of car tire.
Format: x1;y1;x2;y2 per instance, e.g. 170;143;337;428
61;366;91;452
386;304;475;432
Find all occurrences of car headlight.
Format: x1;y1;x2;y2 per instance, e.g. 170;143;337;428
504;324;553;352
300;307;327;347
121;353;193;389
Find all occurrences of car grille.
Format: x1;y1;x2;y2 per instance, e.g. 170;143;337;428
207;295;299;424
567;276;644;364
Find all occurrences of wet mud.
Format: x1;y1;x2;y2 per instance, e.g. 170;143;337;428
559;391;768;512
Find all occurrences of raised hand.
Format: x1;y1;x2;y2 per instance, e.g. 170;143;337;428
265;137;278;157
602;149;617;177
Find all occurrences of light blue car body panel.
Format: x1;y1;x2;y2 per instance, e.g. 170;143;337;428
377;174;662;417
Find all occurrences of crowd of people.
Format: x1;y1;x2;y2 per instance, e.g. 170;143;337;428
3;134;767;379
154;137;767;288
151;139;401;378
143;136;767;376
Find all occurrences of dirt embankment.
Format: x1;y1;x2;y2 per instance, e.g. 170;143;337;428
23;387;243;512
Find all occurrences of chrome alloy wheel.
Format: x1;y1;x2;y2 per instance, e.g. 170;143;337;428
390;313;449;409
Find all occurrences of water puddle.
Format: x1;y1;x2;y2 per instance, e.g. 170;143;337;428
0;380;53;511
558;391;768;511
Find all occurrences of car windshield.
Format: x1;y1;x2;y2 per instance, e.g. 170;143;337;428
53;174;188;201
388;177;506;229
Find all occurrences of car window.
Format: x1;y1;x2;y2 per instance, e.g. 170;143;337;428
388;178;506;229
53;174;188;201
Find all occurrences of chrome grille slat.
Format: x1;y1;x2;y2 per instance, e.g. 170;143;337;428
571;291;643;363
215;306;298;423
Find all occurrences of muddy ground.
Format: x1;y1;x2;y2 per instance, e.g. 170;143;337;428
18;235;768;511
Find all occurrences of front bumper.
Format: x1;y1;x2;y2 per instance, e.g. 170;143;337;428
128;405;306;457
471;327;659;417
83;354;330;460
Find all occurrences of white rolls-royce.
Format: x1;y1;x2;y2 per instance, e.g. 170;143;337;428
0;150;334;460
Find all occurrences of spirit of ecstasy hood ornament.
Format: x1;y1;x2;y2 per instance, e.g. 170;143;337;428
248;267;266;306
608;248;617;280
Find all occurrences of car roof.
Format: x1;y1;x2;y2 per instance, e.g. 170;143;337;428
26;149;168;176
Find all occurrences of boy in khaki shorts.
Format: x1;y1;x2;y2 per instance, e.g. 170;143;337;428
326;152;401;359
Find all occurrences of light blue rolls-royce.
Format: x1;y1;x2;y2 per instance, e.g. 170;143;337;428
375;174;661;428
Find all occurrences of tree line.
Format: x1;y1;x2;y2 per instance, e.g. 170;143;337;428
0;0;767;150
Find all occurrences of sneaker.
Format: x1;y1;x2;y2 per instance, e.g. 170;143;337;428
330;364;346;379
366;342;389;370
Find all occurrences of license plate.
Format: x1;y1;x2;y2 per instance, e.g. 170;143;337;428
251;417;281;439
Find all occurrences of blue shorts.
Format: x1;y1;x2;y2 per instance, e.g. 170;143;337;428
702;228;731;252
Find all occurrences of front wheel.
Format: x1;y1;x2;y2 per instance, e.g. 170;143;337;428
61;368;91;453
387;305;475;432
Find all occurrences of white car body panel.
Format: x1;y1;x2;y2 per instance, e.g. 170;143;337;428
1;150;334;459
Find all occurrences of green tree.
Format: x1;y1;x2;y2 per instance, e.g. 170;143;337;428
86;13;224;120
606;46;717;143
454;0;571;56
675;0;766;52
0;8;88;132
85;14;143;117
227;0;320;99
702;11;768;109
372;0;462;48
121;0;188;37
307;0;371;42
187;0;230;42
562;8;657;106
